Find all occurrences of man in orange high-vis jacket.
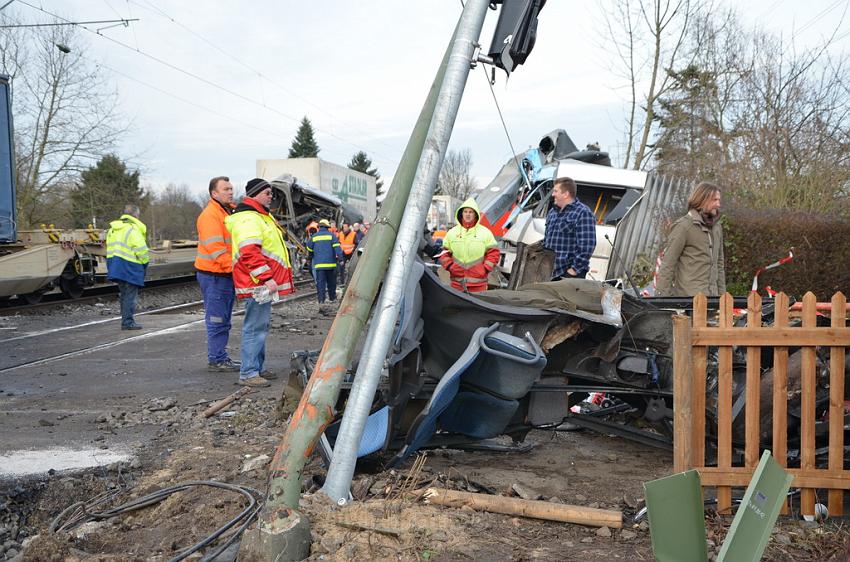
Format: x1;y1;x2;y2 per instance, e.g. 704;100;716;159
337;222;357;285
195;176;239;372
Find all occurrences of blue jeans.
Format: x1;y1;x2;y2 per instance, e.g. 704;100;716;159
314;268;337;303
117;281;140;327
239;297;271;380
197;272;236;363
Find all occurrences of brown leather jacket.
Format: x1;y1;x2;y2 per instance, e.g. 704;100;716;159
656;209;726;297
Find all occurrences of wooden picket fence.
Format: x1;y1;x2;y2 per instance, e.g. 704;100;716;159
673;292;849;517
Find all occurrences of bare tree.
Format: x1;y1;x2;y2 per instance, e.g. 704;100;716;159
437;148;477;201
0;14;126;227
653;7;850;213
599;0;640;168
598;0;702;169
731;31;850;213
144;183;203;242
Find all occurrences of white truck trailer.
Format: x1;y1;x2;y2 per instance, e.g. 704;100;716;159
427;195;462;229
256;157;377;221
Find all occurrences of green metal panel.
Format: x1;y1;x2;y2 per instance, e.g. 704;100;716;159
644;469;709;562
717;450;793;562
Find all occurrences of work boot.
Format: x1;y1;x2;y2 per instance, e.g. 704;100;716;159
260;369;278;380
237;376;270;388
121;324;142;331
208;358;240;372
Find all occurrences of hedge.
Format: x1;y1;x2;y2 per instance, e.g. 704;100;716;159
723;209;850;300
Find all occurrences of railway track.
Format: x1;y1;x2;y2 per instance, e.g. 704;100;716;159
0;274;319;316
0;275;200;316
0;278;316;374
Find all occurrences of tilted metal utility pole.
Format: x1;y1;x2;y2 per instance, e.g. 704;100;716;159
321;0;490;504
241;7;487;560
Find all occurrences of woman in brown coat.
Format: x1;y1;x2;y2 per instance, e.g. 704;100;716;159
656;182;726;297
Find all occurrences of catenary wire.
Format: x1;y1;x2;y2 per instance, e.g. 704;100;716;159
15;0;400;168
792;0;846;38
459;0;528;188
0;18;136;28
480;63;530;189
130;0;402;157
95;59;294;140
2;3;366;167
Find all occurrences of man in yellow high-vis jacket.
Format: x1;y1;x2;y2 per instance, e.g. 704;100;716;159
106;204;149;330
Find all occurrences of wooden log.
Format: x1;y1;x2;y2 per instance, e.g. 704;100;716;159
420;488;622;528
202;387;252;418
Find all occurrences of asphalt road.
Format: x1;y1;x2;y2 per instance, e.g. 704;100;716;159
0;295;333;480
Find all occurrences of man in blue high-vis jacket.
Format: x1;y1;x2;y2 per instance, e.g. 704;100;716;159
306;219;343;303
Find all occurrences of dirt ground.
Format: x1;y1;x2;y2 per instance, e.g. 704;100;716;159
12;391;850;562
5;294;850;561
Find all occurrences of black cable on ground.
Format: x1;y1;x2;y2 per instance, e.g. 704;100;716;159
49;480;264;562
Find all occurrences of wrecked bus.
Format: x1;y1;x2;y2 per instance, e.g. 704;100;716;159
500;158;648;281
475;129;689;287
267;174;363;275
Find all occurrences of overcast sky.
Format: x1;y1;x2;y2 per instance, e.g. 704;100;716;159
8;0;849;199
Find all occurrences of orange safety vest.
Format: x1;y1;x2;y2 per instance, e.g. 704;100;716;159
339;230;357;255
194;199;234;274
432;229;447;241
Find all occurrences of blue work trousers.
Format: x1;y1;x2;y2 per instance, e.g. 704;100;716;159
314;267;337;303
117;281;140;328
197;272;236;364
239;297;271;380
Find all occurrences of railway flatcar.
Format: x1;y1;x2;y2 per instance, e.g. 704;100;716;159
0;226;200;304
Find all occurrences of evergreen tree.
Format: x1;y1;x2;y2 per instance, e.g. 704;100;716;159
70;154;144;228
347;151;384;194
653;65;724;180
288;116;320;158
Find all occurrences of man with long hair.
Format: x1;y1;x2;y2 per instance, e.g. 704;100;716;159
656;181;726;297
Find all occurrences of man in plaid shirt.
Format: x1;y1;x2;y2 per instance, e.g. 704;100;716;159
543;176;597;279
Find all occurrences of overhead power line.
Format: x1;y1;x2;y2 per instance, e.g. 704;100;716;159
792;0;846;38
132;0;401;158
15;0;401;169
97;60;289;140
0;18;137;28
